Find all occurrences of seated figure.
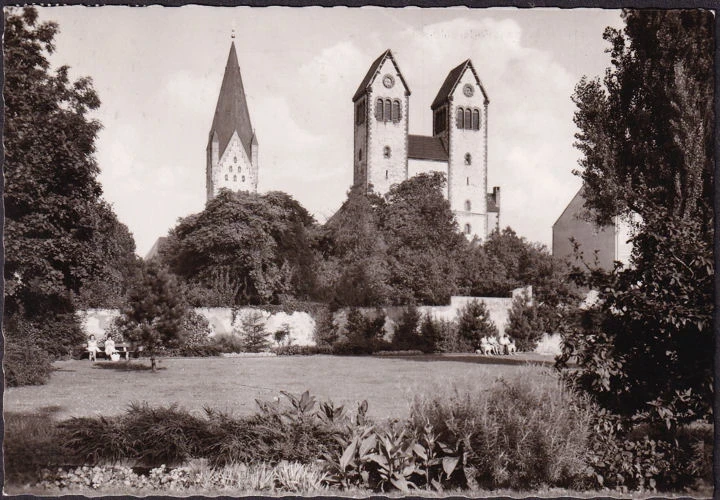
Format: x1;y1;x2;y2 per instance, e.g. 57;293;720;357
507;339;517;354
104;336;119;361
478;336;494;355
487;336;500;355
498;335;511;354
87;335;99;362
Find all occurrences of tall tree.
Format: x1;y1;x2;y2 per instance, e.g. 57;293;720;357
3;8;135;356
380;172;466;305
116;262;188;371
561;10;714;428
160;189;317;306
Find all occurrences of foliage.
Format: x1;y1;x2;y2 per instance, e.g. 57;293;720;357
273;345;334;356
37;461;329;494
391;306;420;350
407;372;594;489
212;333;246;354
4;410;66;484
562;9;714;429
505;292;545;351
161;190;317;306
313;306;339;346
316;186;392;307
379;173;466;305
115;262;189;370
585;411;712;491
3;327;53;386
3;8;137;351
333;308;388;354
456;300;498;351
319;174;466;307
237;310;271;352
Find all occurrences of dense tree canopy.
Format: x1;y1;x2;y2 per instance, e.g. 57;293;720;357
319;173;465;306
160;189;318;306
3;8;138;355
561;9;714;427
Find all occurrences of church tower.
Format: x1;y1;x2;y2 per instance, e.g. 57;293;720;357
206;41;258;201
431;60;491;240
352;50;410;195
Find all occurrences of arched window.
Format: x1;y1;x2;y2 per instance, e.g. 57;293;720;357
457;107;464;128
229;165;233;172
472;109;480;130
392;100;401;123
384;146;391;158
384;99;392;122
233;175;237;182
385;170;388;179
233;156;237;163
224;174;228;181
359;148;363;161
376;99;384;121
242;175;246;182
465;200;472;211
465;109;472;129
466;177;470;186
464;224;472;235
465;153;472;165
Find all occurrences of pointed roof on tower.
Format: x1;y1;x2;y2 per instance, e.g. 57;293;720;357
208;41;254;157
352;49;411;102
431;59;489;110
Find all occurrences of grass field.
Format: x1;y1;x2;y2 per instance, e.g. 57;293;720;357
3;353;554;421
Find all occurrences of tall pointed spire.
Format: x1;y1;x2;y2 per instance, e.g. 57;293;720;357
208;41;254;159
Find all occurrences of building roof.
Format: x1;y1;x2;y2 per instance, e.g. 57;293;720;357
208;42;254;158
352;49;411;102
408;134;449;162
431;59;489;110
144;236;168;261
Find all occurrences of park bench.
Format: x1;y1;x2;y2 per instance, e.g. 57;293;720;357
90;342;136;361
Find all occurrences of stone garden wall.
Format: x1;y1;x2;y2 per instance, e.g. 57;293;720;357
78;287;528;347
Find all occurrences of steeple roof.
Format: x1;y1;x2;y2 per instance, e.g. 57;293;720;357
208;42;254;157
431;59;489;110
352;49;411;102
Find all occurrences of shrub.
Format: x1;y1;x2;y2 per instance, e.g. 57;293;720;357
212;332;246;353
586;411;713;491
505;293;545;351
5;410;66;484
237;310;270;352
314;307;339;346
4;336;54;387
391;306;421;350
456;300;498;351
407;370;594;489
273;345;333;356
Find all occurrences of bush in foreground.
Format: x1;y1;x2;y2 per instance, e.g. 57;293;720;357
4;336;54;387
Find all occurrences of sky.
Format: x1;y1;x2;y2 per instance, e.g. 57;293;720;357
35;6;623;257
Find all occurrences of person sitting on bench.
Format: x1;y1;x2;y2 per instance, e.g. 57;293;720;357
87;335;99;362
104;336;120;361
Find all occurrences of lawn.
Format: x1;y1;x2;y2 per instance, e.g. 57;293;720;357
3;353;554;421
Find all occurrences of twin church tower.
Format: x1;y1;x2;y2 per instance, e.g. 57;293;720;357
206;44;500;240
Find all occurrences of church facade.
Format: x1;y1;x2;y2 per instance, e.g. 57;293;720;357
352;50;500;240
206;41;259;201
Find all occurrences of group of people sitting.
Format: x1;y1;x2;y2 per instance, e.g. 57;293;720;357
87;334;120;362
477;335;517;355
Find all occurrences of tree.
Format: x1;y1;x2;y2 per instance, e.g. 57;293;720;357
160;189;317;306
505;292;544;351
317;186;392;307
456;300;498;351
3;7;135;359
237;310;270;352
116;262;188;371
561;10;713;429
380;172;466;305
392;306;422;350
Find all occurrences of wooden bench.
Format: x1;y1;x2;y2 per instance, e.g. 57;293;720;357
90;342;135;361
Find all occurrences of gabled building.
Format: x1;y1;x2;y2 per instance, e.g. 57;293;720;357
206;41;259;201
552;186;619;271
352;50;500;240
